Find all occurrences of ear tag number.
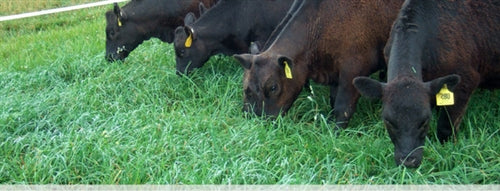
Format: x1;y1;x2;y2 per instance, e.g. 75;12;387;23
436;84;454;106
284;61;293;79
185;33;193;48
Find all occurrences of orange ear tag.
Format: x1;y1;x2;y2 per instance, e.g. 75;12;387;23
185;33;193;48
436;84;454;106
284;61;292;79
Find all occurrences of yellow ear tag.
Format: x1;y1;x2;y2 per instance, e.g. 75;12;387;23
284;61;293;79
436;84;454;106
185;33;193;48
117;19;122;27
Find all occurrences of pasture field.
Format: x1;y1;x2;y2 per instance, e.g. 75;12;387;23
0;1;499;184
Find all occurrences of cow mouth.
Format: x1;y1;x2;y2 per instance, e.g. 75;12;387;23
242;103;286;120
106;54;120;62
106;45;129;62
106;52;129;62
106;54;126;62
396;156;422;168
394;148;424;168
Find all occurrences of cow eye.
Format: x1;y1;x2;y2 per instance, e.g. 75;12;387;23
264;83;279;97
176;49;185;57
108;29;120;40
270;85;277;92
245;88;253;99
263;79;280;97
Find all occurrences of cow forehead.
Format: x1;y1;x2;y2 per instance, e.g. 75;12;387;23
244;57;279;89
246;66;271;88
385;77;428;98
255;59;281;80
382;79;431;120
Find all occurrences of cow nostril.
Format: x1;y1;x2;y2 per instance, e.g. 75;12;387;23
242;106;250;113
398;158;405;164
398;156;420;168
106;54;115;62
410;158;416;164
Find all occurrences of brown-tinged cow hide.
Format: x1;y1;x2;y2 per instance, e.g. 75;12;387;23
234;0;403;129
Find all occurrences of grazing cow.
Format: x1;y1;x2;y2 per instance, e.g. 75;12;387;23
353;0;500;168
173;0;294;75
105;0;218;62
233;0;403;128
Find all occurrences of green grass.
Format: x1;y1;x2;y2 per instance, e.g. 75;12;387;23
0;3;499;184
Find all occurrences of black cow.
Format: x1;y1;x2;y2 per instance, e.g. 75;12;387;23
105;0;218;62
353;0;500;168
173;0;294;74
233;0;403;128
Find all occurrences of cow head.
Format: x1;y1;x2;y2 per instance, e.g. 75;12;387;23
173;13;212;75
353;74;460;168
233;53;307;117
105;3;143;62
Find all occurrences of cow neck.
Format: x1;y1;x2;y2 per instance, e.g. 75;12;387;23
122;0;186;39
191;1;236;41
262;0;305;50
386;0;439;82
386;33;424;82
267;0;318;64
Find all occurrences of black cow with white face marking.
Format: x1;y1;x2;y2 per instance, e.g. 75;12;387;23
105;0;218;62
353;0;500;168
173;0;294;75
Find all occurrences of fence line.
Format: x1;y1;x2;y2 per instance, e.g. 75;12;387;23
0;0;128;22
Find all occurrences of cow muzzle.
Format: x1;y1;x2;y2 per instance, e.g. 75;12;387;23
394;148;423;168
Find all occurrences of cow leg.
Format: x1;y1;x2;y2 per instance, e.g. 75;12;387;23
436;96;471;143
332;76;360;129
436;71;479;143
329;81;338;109
304;80;312;95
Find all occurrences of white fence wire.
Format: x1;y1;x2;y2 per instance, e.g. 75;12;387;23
0;0;128;22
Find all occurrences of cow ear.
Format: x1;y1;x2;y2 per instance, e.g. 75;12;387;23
233;54;253;70
174;26;185;36
175;26;192;48
113;3;120;16
182;26;195;48
120;11;127;20
249;42;260;54
278;56;294;79
199;2;207;15
353;77;385;99
114;3;124;26
113;3;127;19
113;3;127;27
427;74;461;95
184;12;197;26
